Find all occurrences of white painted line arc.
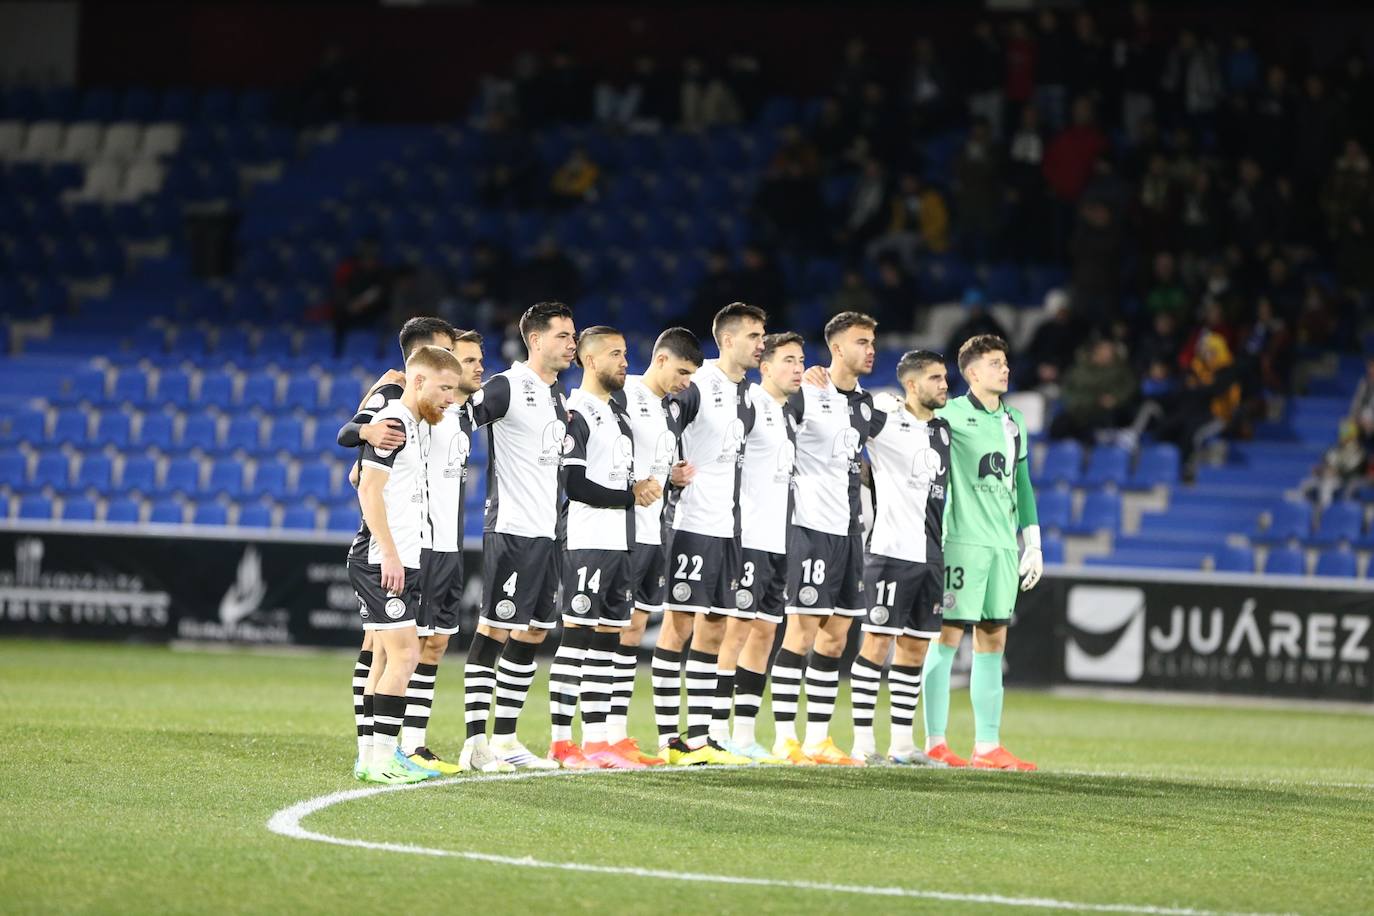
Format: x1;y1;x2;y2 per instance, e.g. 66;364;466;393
267;767;1306;916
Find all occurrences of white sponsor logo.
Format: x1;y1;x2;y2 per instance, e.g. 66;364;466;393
735;589;753;610
219;547;267;626
494;599;516;620
870;605;890;626
1065;586;1145;683
385;597;407;619
671;582;692;603
570;594;591;614
799;586;818;607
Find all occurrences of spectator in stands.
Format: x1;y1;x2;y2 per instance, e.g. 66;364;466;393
1138;154;1178;255
1298;420;1368;507
834;37;875;114
953;118;1005;262
1019;292;1082;390
1005;104;1050;261
944;288;1008;356
1229;157;1286;253
1224;33;1262;95
1322;139;1374;289
690;250;737;328
810;96;851;168
478;112;537;207
731;244;786;312
872;255;919;332
1339;50;1374;148
1178;166;1224;255
905;37;953;135
867;171;949;267
1065;11;1109;107
724;48;765;120
832;268;878;318
549;146;600;207
332;240;392;355
1145;252;1189;323
545;46;592;123
1294;74;1341;233
1161;29;1223;124
850;81;903;165
1050;339;1138;442
1136;309;1186;376
1116;1;1162;142
298;44;360;124
965;20;1005;140
511;236;582;307
755;125;825;250
614;54;677;129
680;55;741;131
1003;18;1036;127
594;64;642;130
1068;198;1123;324
1033;10;1070;131
1148;330;1241;468
1044;96;1108;205
1238;296;1294;404
455;240;513;329
839;156;890;255
1350;357;1374;451
1179;298;1238;371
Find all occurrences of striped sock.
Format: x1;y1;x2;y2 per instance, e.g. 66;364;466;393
401;662;438;753
370;694;405;768
888;663;922;758
360;693;374;757
849;657;883;758
548;628;590;744
581;632;618;746
709;668;735;743
803;652;842;749
354;649;372;757
684;650;717;747
650;646;684;745
607;647;638;744
731;666;767;748
492;640;538;739
769;648;805;745
463;633;502;740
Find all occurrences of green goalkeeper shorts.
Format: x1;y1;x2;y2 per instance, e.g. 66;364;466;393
940;543;1020;624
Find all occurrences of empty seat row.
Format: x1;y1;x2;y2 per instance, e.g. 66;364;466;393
1252;500;1373;548
1087;545;1366;578
1039;442;1180;490
0;453;360;500
0;121;182;164
46;368;368;412
0;87;279;123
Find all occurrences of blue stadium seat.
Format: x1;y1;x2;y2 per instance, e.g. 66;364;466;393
1309;502;1364;547
0;409;46;446
96;412;132;448
1081;446;1130;489
192;501;229;526
1040;440;1083;487
328;378;364;413
119;455;156;493
224;415;262;453
1042;534;1065;565
32;453;72;491
154;369;192;408
111;369;151;407
295;461;335;500
1036;488;1072;533
240;371;278;409
267;416;304;454
62;497;97;521
179;414;219;451
207;459;245;498
326;502;360;532
1263;547;1306;576
136;413;174;450
284;374;321;409
19;494;55;520
54;366;108;406
1314;549;1357;578
76;454;113;491
281;504;318;530
1068;490;1122;535
236;502;273;528
0;453;25;488
1253;501;1312;544
198;371;234;409
51;409;90;447
149;499;185;525
251;461;289;499
162;457;200;496
104;498;141;524
1214;545;1255;573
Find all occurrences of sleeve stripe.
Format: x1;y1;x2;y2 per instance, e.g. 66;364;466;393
561;458;587;467
360;460;393;473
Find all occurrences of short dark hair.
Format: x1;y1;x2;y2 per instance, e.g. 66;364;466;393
452;329;483;347
398;316;458;359
761;332;805;362
824;311;877;344
519;301;574;345
653;327;704;366
957;334;1010;373
711;302;767;344
896;349;944;380
574;325;623;368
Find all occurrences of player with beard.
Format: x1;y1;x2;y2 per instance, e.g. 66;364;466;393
348;345;464;783
546;327;663;769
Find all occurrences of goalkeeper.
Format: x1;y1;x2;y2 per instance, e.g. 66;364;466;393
923;334;1042;771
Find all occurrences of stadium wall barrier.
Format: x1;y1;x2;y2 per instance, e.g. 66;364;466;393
0;524;482;648
1010;568;1374;703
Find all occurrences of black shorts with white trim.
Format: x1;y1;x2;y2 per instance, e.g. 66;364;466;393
664;529;742;617
628;541;667;613
561;548;634;628
861;553;944;638
739;547;786;624
480;532;559;631
351;561;422;631
785;527;865;617
417;548;463;637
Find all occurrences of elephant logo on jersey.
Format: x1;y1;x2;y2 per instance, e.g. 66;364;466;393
911;447;946;496
978;451;1010;480
651;431;676;478
444;431;470;479
539;420;567;466
831;427;862;463
773;440;796;483
718;418;745;463
611;434;633;481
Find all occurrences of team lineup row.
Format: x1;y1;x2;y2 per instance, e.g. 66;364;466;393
341;301;1043;783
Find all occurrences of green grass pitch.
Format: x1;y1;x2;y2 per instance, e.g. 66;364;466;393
2;639;1371;915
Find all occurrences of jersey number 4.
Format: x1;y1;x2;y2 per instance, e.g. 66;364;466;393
502;572;518;597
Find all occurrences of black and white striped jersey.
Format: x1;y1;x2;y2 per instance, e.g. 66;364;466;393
619;376;676;547
788;381;875;537
865;408;951;564
420;401;475;554
665;361;755;539
348;400;426;569
471;361;569;540
740;383;797;555
562;388;635;552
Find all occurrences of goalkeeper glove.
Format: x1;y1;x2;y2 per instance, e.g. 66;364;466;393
1018;524;1043;592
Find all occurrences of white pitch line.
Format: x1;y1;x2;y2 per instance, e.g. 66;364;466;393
266;767;1302;916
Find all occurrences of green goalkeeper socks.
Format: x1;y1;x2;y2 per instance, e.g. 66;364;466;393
971;651;1005;745
921;642;958;741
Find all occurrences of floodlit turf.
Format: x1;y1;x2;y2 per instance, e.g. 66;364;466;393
1;640;1371;915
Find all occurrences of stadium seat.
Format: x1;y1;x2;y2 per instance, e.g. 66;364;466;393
1214;545;1256;573
31;453;73;491
0;453;25;488
135;413;175;450
1081;446;1130;489
95;412;133;449
267;416;304;454
1039;440;1083;487
224;415;262;453
154;370;192;408
149;498;185;524
18;494;55;520
1309;502;1365;547
284;374;322;409
161;457;201;495
236;502;273;528
1254;501;1312;544
295;462;335;500
62;497;97;521
1068;491;1121;536
239;371;278;409
1042;534;1065;565
179;414;219;451
119;455;157;493
192;501;229;526
197;371;234;408
1263;547;1307;576
251;461;289;499
281;504;318;530
76;454;113;491
104;497;141;523
207;459;245;498
326;502;360;532
110;369;150;407
1036;488;1072;533
1314;549;1357;578
0;409;46;446
52;409;90;447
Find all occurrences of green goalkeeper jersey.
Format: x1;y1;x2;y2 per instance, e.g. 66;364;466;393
936;393;1030;550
